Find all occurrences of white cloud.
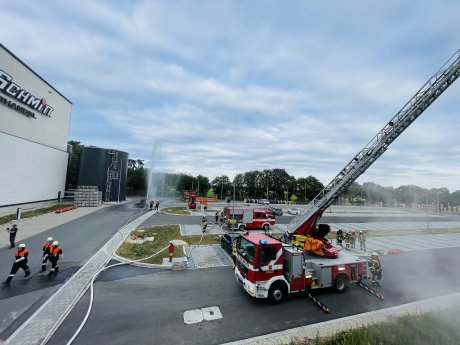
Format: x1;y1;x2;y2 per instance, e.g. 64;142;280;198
1;0;460;191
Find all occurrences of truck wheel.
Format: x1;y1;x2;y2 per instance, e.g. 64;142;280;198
239;225;245;231
334;274;349;293
268;283;287;304
263;224;270;231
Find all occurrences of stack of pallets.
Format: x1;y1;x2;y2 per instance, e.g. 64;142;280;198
74;185;102;207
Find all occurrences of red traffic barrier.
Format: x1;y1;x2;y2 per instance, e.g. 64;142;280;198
388;248;404;254
55;206;78;214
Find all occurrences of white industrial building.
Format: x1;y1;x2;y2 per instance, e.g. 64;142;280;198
0;44;72;207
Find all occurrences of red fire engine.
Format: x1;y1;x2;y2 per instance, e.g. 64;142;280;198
184;191;197;209
234;49;460;310
235;233;368;308
224;205;275;231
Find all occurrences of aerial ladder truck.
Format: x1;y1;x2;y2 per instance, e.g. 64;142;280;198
234;49;460;308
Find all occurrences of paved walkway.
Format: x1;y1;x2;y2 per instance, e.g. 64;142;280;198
1;205;114;247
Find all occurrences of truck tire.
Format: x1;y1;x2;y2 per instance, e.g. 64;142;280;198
239;225;245;231
263;223;270;231
268;283;287;304
334;274;349;293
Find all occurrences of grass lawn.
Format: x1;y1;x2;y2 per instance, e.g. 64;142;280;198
116;224;222;264
297;305;460;345
160;207;191;215
0;204;74;226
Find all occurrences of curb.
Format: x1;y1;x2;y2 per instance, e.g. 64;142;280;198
112;252;172;269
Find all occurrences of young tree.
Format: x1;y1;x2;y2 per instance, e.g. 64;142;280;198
126;159;147;193
211;175;231;200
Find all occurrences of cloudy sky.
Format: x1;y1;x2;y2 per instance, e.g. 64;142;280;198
2;1;459;191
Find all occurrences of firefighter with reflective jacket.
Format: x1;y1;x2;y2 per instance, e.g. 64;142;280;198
368;255;382;286
358;231;367;251
2;243;30;285
344;231;351;250
41;237;54;272
336;229;344;247
48;241;63;277
201;216;208;233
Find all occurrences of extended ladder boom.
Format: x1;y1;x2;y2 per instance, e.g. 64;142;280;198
288;49;460;236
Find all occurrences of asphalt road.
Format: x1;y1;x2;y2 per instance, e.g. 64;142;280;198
0;200;145;338
50;247;460;345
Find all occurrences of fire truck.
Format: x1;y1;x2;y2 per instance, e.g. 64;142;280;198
224;205;275;231
235;49;460;310
183;191;197;209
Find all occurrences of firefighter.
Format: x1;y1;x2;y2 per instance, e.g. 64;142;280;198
41;237;54;272
215;211;219;223
6;224;18;248
368;255;382;286
350;231;357;249
336;228;343;247
2;243;30;285
201;216;208;233
48;241;63;277
231;241;237;268
358;231;366;251
344;231;351;250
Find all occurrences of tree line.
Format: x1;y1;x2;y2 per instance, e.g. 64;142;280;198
66;141;460;208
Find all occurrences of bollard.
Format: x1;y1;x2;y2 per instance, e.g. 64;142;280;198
16;208;22;220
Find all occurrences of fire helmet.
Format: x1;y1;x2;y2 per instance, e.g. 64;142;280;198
53;241;59;246
18;243;26;248
47;237;53;242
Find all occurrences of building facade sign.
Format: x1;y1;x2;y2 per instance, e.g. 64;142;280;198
0;69;54;117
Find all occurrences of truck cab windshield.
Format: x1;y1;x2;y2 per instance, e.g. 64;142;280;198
237;238;256;263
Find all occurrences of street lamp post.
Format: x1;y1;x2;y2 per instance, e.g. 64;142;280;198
426;192;429;232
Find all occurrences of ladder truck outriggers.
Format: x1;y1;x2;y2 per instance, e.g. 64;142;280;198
235;49;460;309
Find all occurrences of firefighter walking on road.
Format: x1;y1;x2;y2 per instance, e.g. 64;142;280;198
201;216;208;233
48;241;63;277
41;237;54;272
368;255;382;286
2;243;30;285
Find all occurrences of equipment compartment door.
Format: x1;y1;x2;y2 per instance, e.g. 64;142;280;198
320;267;332;287
243;211;253;223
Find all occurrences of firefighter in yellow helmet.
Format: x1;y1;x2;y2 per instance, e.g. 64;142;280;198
368;255;382;286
